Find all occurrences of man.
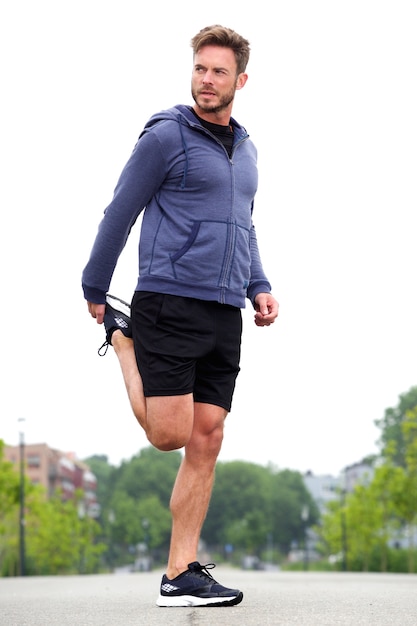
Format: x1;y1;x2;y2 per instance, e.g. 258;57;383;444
82;25;279;607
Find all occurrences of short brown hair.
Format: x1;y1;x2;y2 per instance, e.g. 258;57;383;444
191;25;250;75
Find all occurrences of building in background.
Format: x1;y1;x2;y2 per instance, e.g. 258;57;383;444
4;442;99;518
303;460;375;513
303;470;340;514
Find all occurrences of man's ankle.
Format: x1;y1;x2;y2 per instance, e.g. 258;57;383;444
166;564;190;580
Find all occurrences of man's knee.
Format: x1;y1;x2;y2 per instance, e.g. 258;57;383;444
145;394;194;451
147;430;190;452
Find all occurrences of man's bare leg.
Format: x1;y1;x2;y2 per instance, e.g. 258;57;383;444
165;402;226;579
111;329;195;451
111;330;147;431
111;331;225;578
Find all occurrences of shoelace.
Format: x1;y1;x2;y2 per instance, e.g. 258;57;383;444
98;341;109;357
190;562;217;582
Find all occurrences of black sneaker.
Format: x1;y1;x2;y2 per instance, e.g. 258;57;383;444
156;561;243;607
98;294;132;356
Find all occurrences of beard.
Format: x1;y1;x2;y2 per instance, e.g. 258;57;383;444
191;84;236;114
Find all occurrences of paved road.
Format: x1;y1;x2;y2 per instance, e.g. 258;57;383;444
1;568;417;625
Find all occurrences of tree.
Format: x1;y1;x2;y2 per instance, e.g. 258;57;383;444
317;404;417;574
206;461;318;560
268;469;319;554
206;461;270;550
0;441;20;516
375;386;417;467
26;489;105;574
83;454;116;510
346;483;385;571
0;440;21;575
97;447;180;566
387;407;417;572
0;441;106;576
365;462;402;572
315;494;345;566
111;447;181;508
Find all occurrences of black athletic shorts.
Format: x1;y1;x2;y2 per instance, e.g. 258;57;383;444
131;291;242;412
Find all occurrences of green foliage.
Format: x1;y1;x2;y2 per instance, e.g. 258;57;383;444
0;440;32;576
84;451;319;569
385;406;417;572
106;491;170;549
26;490;106;575
375;385;417;467
207;461;269;545
3;383;417;576
95;447;180;567
112;447;181;507
268;469;319;552
0;441;106;576
0;440;20;521
206;461;318;559
316;386;417;573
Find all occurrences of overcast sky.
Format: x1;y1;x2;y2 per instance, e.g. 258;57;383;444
1;1;416;477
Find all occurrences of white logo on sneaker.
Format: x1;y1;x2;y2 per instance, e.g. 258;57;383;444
115;317;129;329
161;583;180;593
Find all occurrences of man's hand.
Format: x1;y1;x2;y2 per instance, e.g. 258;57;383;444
253;293;279;327
87;301;106;324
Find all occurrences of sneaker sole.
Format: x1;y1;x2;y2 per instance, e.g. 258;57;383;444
156;591;243;607
106;294;131;317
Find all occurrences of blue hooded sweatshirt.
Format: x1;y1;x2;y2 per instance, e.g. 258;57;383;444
82;104;272;309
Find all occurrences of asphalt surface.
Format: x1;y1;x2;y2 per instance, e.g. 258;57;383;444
1;567;417;625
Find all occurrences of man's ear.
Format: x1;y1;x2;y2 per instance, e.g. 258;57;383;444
236;73;248;90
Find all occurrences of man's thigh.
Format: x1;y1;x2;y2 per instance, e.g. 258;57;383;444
145;393;194;448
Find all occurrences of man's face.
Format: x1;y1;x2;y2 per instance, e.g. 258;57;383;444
191;45;246;116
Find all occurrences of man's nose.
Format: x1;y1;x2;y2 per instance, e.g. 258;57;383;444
202;70;214;83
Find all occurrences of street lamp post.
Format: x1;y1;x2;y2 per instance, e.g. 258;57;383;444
141;518;151;571
142;518;149;552
341;488;348;571
301;505;309;571
340;467;348;571
18;418;26;576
